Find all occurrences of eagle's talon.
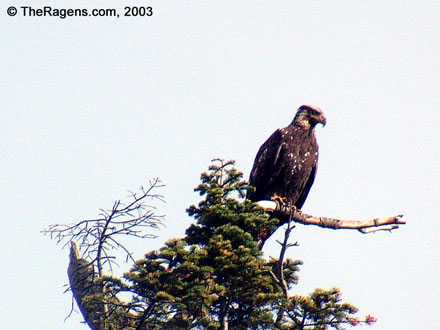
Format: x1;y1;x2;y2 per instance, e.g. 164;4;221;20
271;195;288;206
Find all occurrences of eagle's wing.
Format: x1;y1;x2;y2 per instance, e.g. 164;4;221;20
294;161;317;209
248;129;284;201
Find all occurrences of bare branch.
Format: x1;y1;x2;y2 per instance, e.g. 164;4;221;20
43;180;166;328
256;200;405;233
277;221;294;299
273;218;300;328
42;179;165;275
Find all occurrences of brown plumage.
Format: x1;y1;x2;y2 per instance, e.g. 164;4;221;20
247;105;326;208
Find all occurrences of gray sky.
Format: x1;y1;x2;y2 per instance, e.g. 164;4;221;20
2;1;439;329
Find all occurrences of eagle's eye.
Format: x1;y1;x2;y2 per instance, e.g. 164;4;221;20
308;109;326;126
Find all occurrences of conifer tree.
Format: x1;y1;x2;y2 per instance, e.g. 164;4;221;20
45;159;377;329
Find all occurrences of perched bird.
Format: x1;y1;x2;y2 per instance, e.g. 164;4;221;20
247;105;326;209
68;241;103;330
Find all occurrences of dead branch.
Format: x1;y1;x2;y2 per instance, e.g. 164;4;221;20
273;221;296;327
256;200;405;234
42;178;165;275
276;221;294;299
44;179;165;329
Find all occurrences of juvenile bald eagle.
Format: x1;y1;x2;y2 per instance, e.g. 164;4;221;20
247;105;326;209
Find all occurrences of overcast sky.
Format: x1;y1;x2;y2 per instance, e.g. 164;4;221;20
2;1;439;329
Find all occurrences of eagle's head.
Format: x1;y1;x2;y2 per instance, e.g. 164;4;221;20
292;104;327;129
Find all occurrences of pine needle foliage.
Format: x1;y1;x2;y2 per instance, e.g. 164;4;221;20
79;159;373;329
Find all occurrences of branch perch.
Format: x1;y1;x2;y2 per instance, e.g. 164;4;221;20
256;200;405;234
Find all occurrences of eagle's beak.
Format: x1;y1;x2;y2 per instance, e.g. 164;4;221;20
311;114;327;127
